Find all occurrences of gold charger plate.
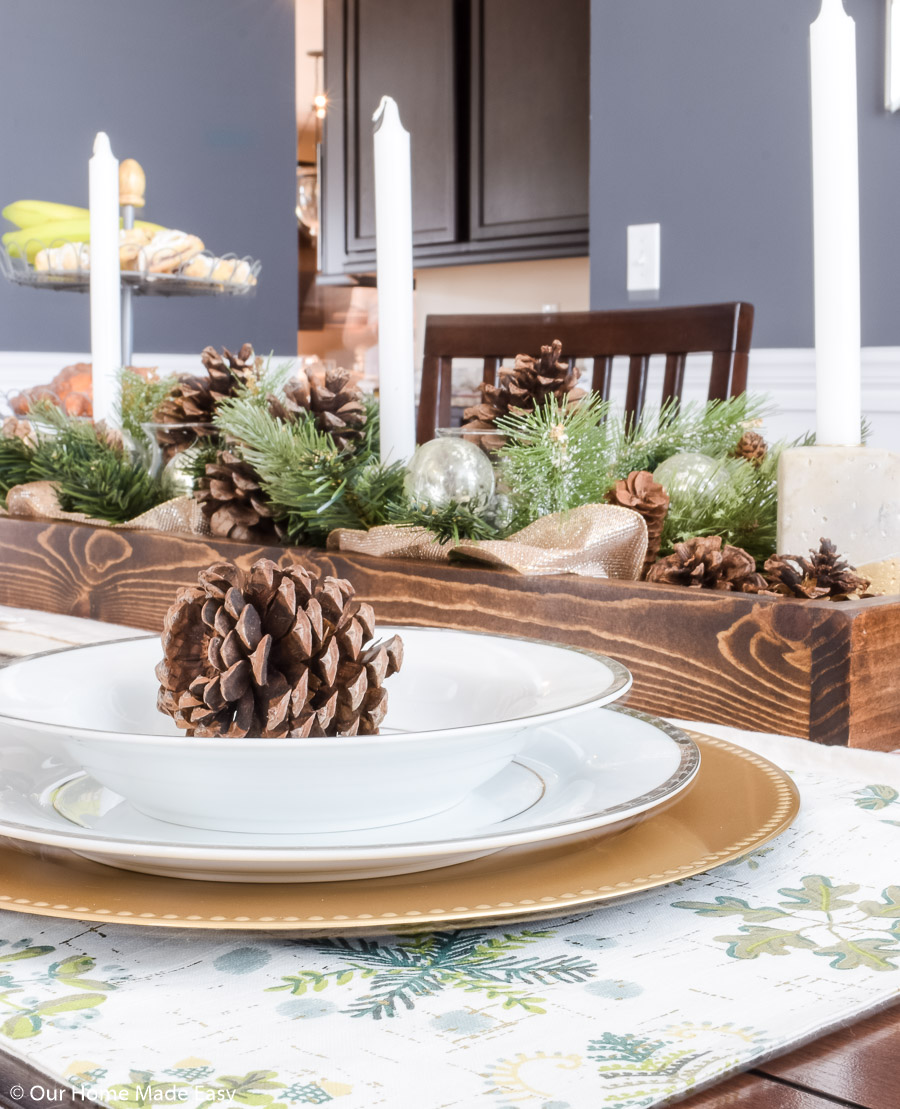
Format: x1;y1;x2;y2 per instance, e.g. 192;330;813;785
0;732;798;934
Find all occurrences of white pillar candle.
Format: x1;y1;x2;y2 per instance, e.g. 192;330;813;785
372;96;416;465
89;132;122;428
810;0;862;446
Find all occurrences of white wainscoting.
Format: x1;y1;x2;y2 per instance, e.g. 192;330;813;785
0;349;898;448
583;347;900;449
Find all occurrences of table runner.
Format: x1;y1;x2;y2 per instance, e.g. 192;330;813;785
0;609;897;1108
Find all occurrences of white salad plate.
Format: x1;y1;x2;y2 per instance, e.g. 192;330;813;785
0;707;698;882
0;629;632;834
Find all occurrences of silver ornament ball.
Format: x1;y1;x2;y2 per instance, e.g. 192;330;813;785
653;452;730;502
404;437;495;510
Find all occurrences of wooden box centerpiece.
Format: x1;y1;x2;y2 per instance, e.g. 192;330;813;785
0;515;896;751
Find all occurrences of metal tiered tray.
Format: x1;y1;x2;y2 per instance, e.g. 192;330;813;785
0;242;261;297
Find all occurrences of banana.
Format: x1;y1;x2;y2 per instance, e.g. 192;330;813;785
3;219;91;261
2;200;90;229
3;218;169;263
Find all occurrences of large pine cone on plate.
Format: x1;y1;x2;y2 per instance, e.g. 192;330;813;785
156;559;403;738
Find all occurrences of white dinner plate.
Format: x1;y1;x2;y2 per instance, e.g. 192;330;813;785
0;629;632;834
0;707;698;882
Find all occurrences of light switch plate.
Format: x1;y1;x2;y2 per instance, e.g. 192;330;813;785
627;223;661;292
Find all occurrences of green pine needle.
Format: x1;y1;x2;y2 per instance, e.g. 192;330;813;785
117;368;179;448
0;435;36;502
214;396;402;545
178;433;227;488
495;394;612;530
604;394;771;481
26;403;166;524
388;498;500;544
659;433;813;566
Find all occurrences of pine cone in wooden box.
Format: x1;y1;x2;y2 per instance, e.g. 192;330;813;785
268;367;367;451
157;559;403;738
765;538;869;600
197;449;278;543
607;470;669;577
647;535;767;593
462;339;585;431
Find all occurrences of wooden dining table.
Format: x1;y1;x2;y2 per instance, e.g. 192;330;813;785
682;1004;897;1107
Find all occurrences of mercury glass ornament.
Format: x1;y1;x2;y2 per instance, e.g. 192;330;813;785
404;437;495;510
653;452;730;502
162;442;206;497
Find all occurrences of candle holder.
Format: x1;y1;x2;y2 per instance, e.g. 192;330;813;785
777;446;900;568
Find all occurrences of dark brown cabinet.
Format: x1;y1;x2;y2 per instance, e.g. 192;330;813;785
320;0;588;278
469;0;589;243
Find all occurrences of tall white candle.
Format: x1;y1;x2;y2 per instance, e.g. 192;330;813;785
372;96;416;465
89;132;122;427
810;0;862;446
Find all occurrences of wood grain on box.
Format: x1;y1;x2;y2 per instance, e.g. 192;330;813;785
0;517;898;749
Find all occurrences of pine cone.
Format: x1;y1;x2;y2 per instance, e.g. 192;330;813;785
607;470;670;577
152;343;262;459
197;450;278;543
268;368;367;450
156;559;403;738
733;430;767;467
462;339;585;430
647;535;767;592
200;342;263;396
765;538;869;600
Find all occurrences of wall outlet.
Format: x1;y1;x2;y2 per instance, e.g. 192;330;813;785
627;223;661;292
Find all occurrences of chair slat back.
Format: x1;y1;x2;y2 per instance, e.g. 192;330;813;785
417;302;754;443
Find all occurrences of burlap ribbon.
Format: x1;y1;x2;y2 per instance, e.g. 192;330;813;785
2;481;208;535
3;481;648;580
328;503;648;579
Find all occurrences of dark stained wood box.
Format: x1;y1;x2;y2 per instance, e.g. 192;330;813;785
0;516;897;751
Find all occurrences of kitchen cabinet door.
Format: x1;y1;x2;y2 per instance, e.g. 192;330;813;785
469;0;589;242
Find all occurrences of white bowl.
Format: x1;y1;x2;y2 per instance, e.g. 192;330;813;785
0;628;632;834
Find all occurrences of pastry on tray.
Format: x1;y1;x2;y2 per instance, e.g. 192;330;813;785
35;229;155;273
118;227;154;270
33;242;90;273
181;253;257;285
137;229;205;274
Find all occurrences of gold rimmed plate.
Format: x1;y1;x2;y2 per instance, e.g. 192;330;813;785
0;732;798;933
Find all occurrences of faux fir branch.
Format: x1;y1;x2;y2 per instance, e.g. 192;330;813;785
602;394;771;482
213;395;403;544
25;403;166;523
116;368;179;447
493;391;779;544
495;393;612;531
0;435;35;502
388;499;501;544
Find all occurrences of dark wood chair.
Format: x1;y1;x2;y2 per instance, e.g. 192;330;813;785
416;302;754;443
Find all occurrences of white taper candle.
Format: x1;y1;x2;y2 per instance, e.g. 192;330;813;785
89;132;122;427
810;0;862;446
372;96;416;465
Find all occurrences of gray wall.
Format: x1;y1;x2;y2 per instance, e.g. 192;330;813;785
0;0;297;356
590;0;900;348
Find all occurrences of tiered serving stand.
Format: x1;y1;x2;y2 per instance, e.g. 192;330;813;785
0;158;260;365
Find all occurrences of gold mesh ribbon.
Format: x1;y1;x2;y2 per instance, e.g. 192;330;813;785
2;481;209;535
328;504;648;579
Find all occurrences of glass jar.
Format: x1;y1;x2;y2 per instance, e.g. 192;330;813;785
139;421;216;480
